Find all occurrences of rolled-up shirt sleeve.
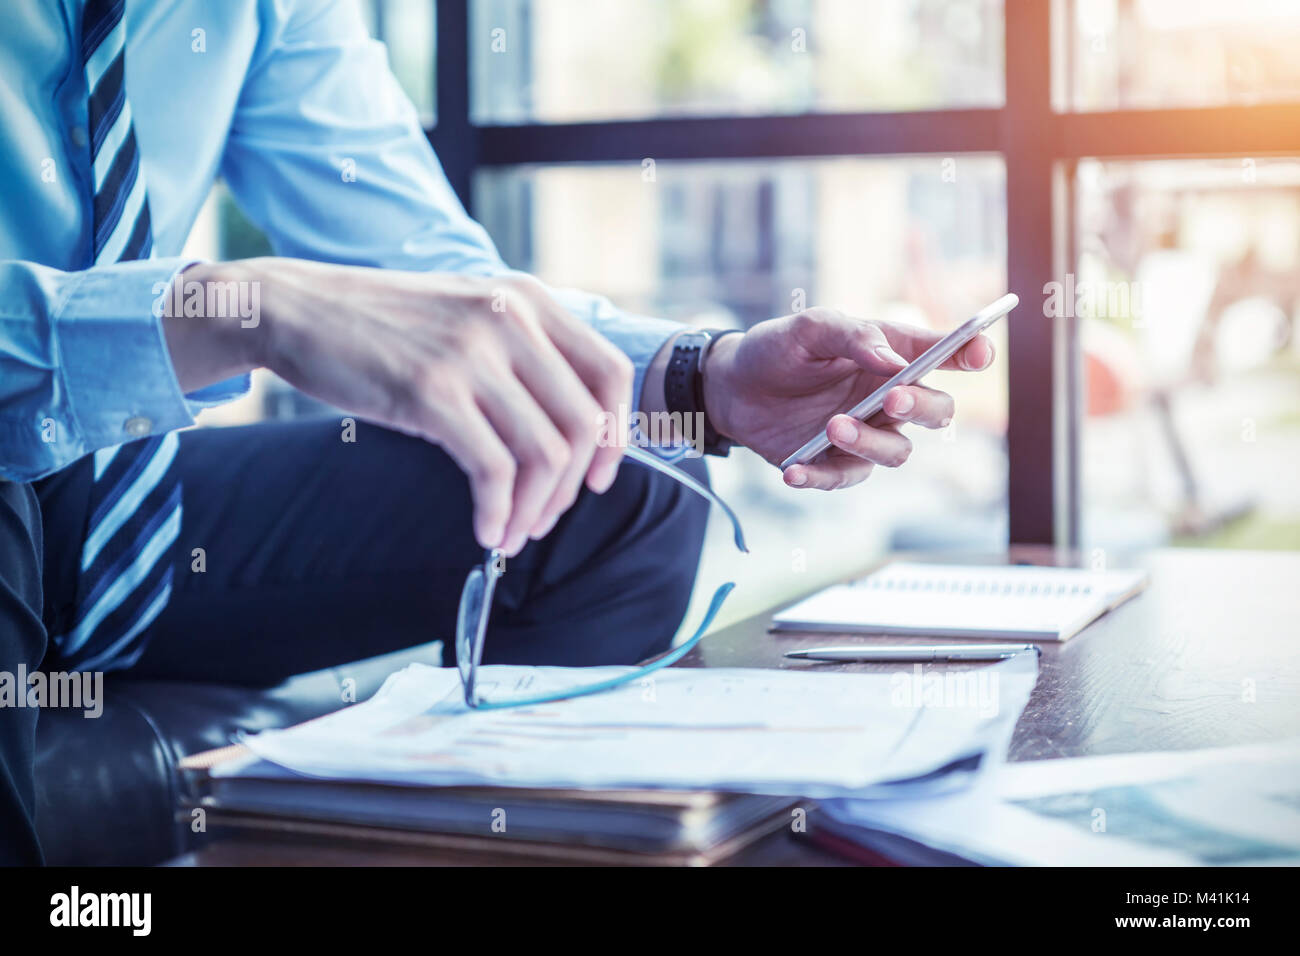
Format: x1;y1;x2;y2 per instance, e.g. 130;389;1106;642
0;257;249;482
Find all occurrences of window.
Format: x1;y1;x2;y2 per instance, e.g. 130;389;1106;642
452;0;1300;577
183;1;1300;599
1065;0;1300;111
470;0;1004;123
1073;158;1300;550
362;0;437;122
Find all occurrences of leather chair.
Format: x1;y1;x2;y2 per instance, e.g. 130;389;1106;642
33;642;444;865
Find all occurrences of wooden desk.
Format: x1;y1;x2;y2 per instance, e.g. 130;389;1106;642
684;547;1300;761
172;547;1300;866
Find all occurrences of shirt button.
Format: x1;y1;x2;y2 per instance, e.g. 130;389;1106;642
124;416;152;437
69;126;88;149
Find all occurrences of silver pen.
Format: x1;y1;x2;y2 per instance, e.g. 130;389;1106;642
784;643;1039;662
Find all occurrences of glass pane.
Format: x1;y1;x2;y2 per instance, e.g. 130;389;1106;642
476;157;1008;627
1067;0;1300;111
360;0;436;123
471;0;1004;124
1074;158;1300;552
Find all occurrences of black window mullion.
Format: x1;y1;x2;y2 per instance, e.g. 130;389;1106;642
431;0;477;212
474;110;1002;166
1004;0;1068;547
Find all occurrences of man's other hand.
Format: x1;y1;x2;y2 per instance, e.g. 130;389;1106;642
702;306;996;491
166;259;633;556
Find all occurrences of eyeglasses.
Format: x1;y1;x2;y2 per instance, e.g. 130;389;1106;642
455;444;748;709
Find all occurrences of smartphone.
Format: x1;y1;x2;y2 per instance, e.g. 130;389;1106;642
779;293;1018;470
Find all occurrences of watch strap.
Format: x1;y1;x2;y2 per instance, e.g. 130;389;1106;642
664;329;739;456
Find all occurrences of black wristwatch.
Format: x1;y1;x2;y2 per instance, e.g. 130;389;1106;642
664;328;740;457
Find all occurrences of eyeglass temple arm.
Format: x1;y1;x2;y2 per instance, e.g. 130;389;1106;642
468;582;735;711
621;445;748;553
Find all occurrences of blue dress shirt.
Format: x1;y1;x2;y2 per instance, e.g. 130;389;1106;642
0;0;684;482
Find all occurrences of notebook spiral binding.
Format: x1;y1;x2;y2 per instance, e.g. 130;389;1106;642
849;573;1096;597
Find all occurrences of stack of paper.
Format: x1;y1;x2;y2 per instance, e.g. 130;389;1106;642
230;655;1039;799
818;740;1300;865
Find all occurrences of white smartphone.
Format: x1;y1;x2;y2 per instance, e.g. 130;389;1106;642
779;293;1018;470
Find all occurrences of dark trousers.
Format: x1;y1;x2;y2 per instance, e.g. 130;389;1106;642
0;481;44;865
1;418;709;863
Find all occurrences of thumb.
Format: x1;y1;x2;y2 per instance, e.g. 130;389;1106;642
799;310;909;376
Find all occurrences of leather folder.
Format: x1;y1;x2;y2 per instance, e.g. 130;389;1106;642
181;742;797;866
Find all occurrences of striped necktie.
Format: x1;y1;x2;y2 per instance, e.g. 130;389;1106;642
56;0;183;672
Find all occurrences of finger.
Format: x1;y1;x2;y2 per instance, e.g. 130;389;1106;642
823;414;913;468
875;320;997;371
427;402;516;551
878;385;955;429
955;333;995;371
510;345;603;540
783;450;876;491
512;279;633;492
475;372;571;557
794;309;910;376
545;322;632;492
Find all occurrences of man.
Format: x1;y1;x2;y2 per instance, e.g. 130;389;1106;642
0;0;994;864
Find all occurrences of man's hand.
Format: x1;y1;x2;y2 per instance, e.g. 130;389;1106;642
702;307;995;490
164;258;633;556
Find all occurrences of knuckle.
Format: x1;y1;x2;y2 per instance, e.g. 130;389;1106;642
523;434;570;473
803;305;841;324
481;283;536;326
461;336;499;370
791;309;821;335
472;452;515;490
407;360;458;410
497;292;534;326
854;323;886;347
791;306;844;342
506;274;547;306
561;401;603;445
454;315;496;351
603;350;635;397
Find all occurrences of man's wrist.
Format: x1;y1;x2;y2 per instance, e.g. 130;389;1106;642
649;329;743;453
641;331;679;419
701;330;741;444
161;259;269;393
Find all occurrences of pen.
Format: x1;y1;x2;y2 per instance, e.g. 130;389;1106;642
784;643;1039;662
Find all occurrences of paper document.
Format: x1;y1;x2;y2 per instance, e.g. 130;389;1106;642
231;656;1038;798
820;739;1300;865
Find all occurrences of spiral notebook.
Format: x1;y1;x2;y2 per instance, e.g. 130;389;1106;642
771;562;1149;642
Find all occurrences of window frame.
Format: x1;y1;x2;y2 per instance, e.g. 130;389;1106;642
427;0;1300;546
